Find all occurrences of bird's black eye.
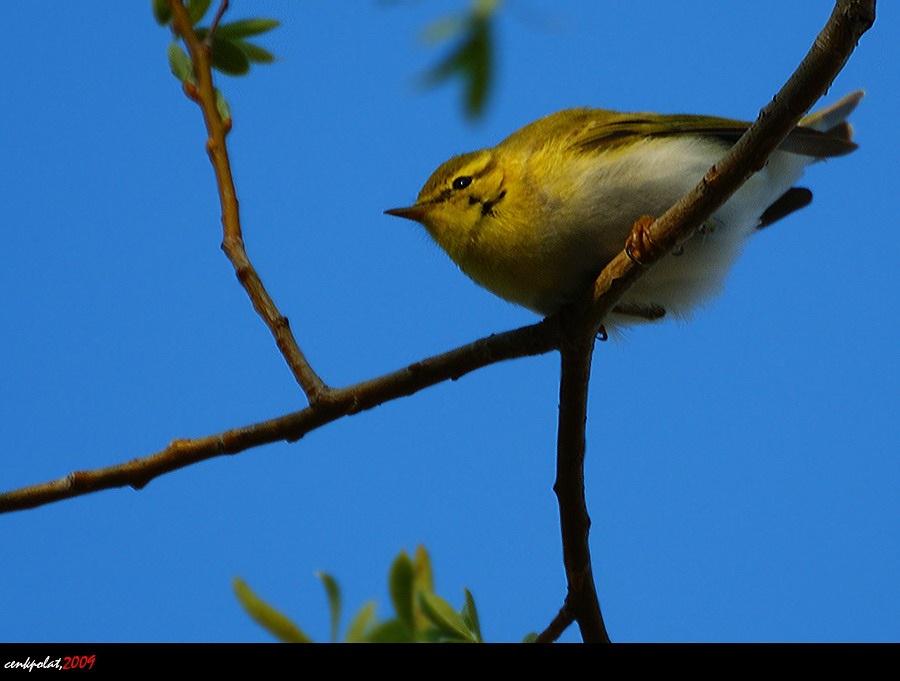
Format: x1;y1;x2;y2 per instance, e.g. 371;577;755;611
452;176;473;190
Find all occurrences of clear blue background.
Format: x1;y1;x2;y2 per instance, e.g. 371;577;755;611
1;2;896;643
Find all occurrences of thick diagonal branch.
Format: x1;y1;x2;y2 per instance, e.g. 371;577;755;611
583;0;876;334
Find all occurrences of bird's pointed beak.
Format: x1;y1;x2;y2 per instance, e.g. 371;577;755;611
384;204;430;223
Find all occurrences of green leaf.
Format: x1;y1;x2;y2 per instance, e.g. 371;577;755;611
419;591;477;642
167;43;195;84
152;0;172;25
473;0;501;17
316;571;341;643
214;88;231;122
420;15;467;45
460;588;482;642
192;31;277;70
345;601;377;643
459;18;491;118
217;18;280;39
421;14;493;119
210;36;250;75
237;41;276;64
232;578;310;643
412;545;434;595
389;551;416;630
366;618;416;643
185;0;212;25
522;632;538;643
411;545;435;630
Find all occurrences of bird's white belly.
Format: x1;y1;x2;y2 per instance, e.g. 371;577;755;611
536;136;812;323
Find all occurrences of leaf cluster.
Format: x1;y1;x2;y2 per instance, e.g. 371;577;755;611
153;0;279;78
234;546;501;643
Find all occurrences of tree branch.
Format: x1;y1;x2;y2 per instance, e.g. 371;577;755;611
0;319;558;514
554;327;609;642
549;0;875;642
166;0;328;404
535;604;575;643
583;0;876;334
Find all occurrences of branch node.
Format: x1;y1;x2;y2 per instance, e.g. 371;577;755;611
215;434;230;455
168;437;190;452
66;471;84;491
129;477;151;491
208;0;230;44
345;396;362;415
273;314;290;333
182;81;200;102
233;262;252;285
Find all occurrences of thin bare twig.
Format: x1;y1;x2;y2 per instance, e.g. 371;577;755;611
167;0;328;404
206;0;229;44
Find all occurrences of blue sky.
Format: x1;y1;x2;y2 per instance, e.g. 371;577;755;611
1;2;897;643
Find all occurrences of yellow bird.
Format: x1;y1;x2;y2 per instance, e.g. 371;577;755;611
387;92;862;326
